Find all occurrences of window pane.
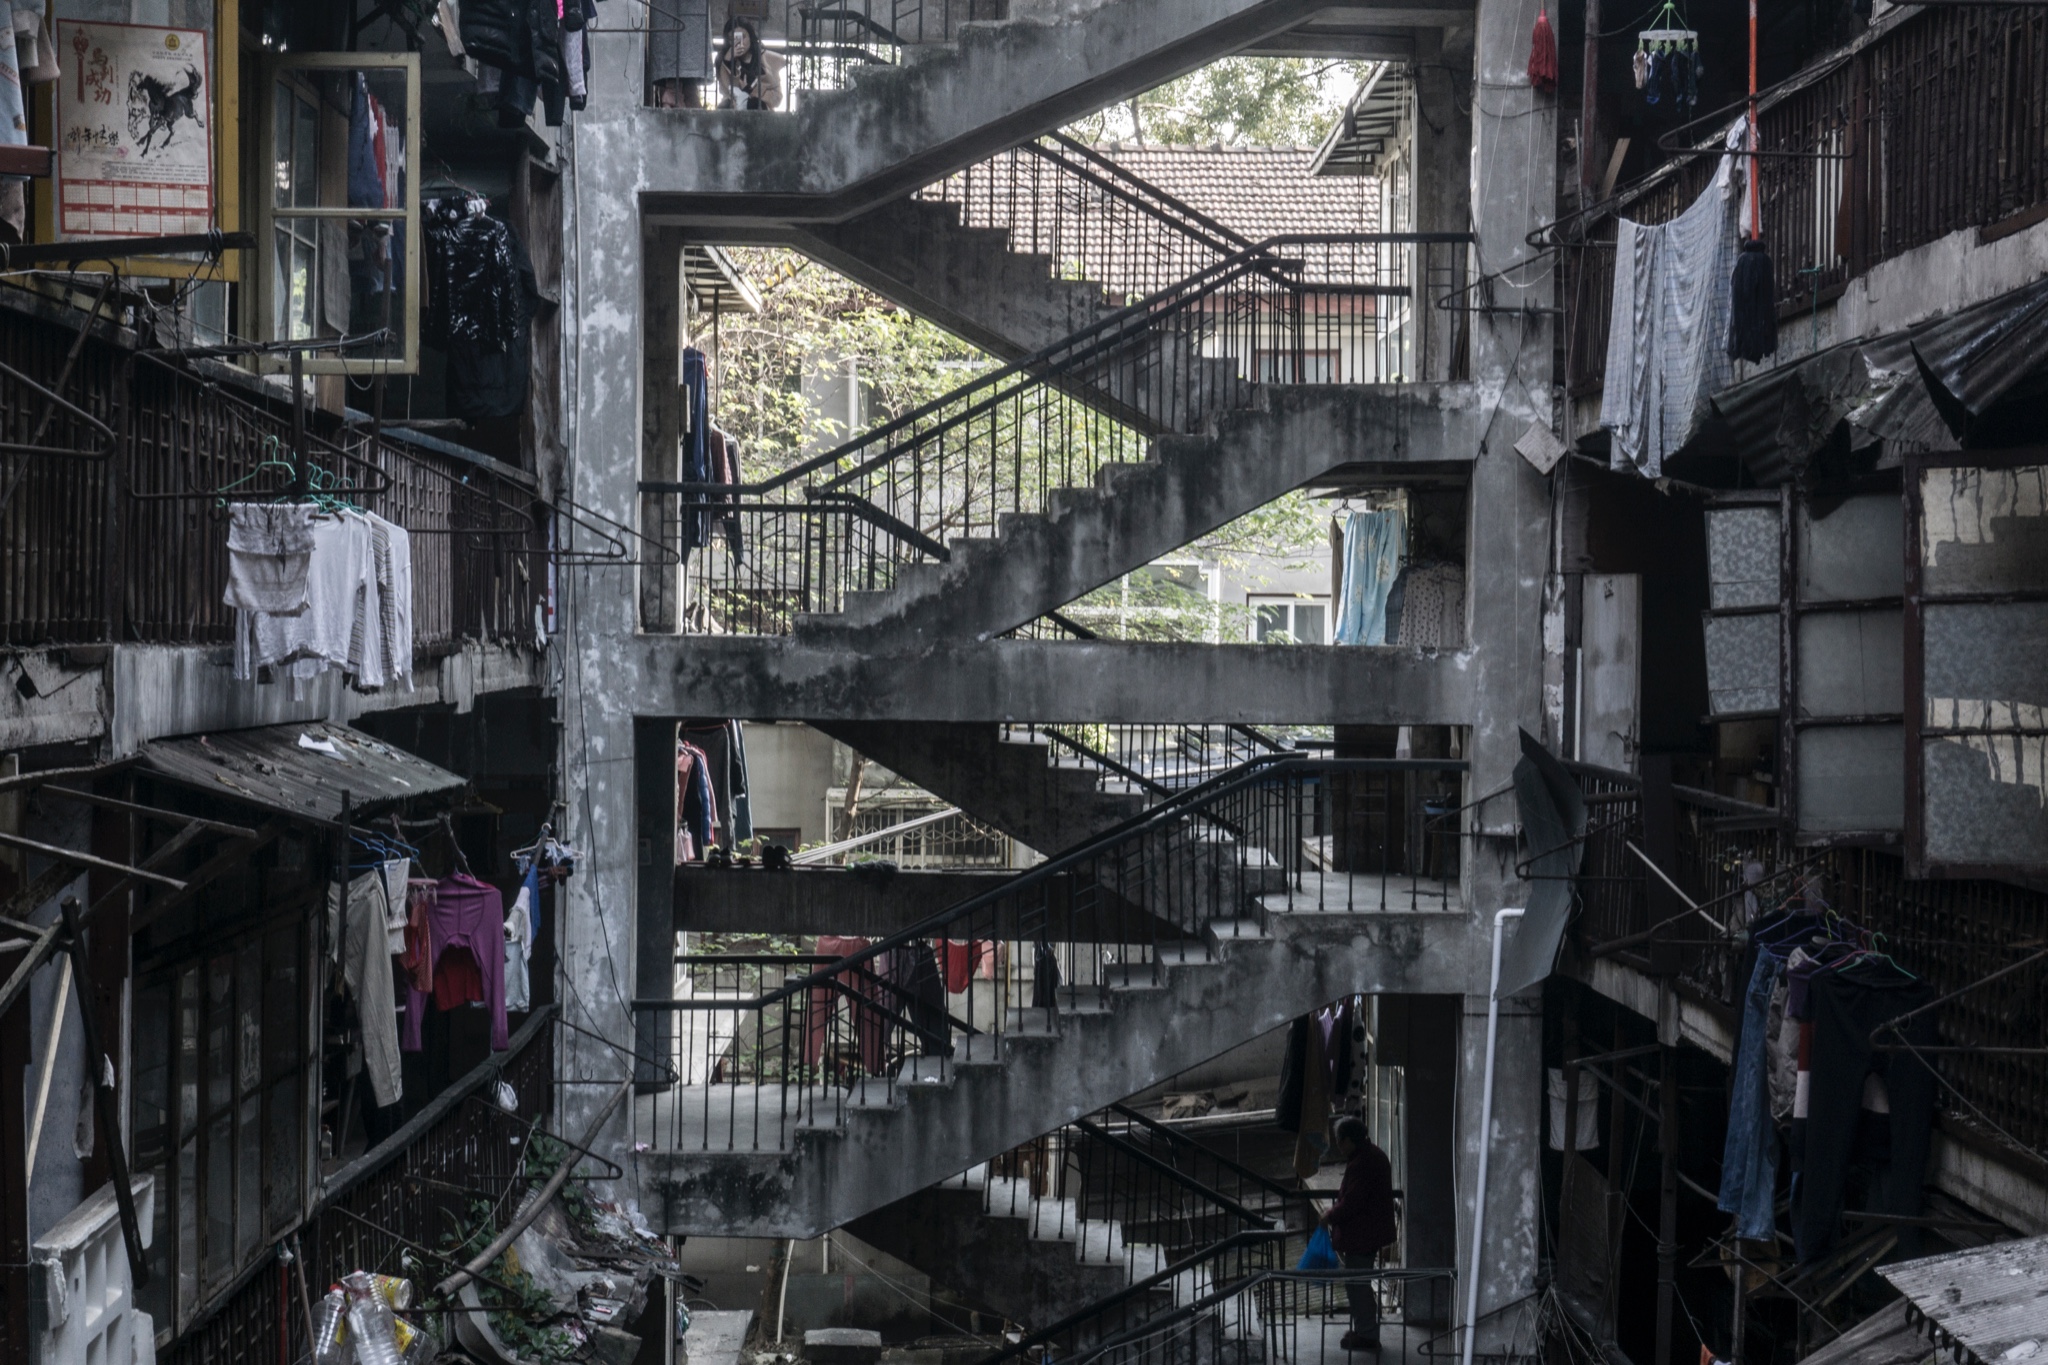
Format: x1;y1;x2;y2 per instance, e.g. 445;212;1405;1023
204;1113;233;1287
237;1094;262;1263
176;968;199;1141
1255;604;1288;642
272;87;294;207
1297;603;1327;644
237;942;263;1095
266;1075;301;1235
291;93;318;209
264;925;299;1081
177;1138;198;1322
205;955;233;1113
133;981;172;1155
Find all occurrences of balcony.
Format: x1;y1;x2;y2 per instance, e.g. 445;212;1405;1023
0;295;542;659
1562;4;2048;398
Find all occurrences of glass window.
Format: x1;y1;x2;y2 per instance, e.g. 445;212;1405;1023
259;55;420;373
1249;596;1330;644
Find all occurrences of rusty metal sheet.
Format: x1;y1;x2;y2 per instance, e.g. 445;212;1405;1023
1879;1234;2048;1365
137;722;465;827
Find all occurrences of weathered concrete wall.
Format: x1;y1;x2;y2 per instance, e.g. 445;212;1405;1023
616;636;1479;723
0;642;544;757
742;722;837;848
675;866;1016;936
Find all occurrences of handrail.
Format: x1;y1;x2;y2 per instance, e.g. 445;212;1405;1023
1102;1101;1308;1206
1069;1115;1273;1228
974;1230;1289;1365
633;754;1465;1020
1028;133;1253;255
638;231;1472;503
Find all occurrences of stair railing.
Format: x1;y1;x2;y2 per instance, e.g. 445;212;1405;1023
914;132;1256;306
632;754;1466;1155
643;232;1471;636
971;1228;1458;1365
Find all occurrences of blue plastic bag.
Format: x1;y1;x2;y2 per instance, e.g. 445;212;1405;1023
1298;1225;1340;1272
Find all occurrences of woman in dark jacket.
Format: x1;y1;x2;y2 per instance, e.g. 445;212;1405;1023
1321;1115;1397;1352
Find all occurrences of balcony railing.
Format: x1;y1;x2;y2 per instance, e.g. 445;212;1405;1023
159;1007;555;1365
0;299;542;653
1562;5;2048;395
1566;763;2048;1162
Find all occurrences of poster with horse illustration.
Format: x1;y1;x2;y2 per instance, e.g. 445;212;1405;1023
54;21;213;238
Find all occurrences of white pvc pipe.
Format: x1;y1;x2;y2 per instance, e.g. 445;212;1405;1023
1462;907;1524;1365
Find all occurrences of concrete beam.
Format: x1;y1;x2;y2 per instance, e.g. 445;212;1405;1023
617;636;1476;724
675;866;1190;942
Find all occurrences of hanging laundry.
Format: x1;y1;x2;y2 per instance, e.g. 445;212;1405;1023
232;508;413;695
680;348;712;554
504;891;532;1011
1392;562;1465;649
223;503;316;614
675;740;716;861
1333;509;1406;646
380;858;411;955
338;870;404;1108
423;196;541;419
1598;122;1747;477
727;721;754;844
1717;951;1783;1240
1031;940;1062;1011
939;940;991;994
401;873;510;1053
402;881;437;994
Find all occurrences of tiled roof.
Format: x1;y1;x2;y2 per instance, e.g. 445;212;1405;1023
1089;144;1382;242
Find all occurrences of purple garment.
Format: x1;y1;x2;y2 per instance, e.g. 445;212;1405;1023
1786;948;1824;1020
402;873;509;1052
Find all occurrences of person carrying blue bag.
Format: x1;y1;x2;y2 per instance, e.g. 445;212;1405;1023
1316;1115;1398;1354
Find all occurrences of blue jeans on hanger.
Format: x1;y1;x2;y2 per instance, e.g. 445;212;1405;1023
1717;952;1782;1240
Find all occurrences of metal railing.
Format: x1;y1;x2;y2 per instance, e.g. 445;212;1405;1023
650;233;1469;635
778;0;1005;96
1562;5;2048;395
972;1229;1456;1365
915;133;1259;306
1567;764;2048;1160
1005;721;1297;798
634;756;1465;1153
967;1100;1313;1272
0;302;541;650
159;1008;556;1365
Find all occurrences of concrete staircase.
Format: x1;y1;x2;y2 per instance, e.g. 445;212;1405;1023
630;865;1471;1238
796;383;1485;647
816;720;1150;856
636;0;1329;219
847;1169;1172;1329
789;196;1122;366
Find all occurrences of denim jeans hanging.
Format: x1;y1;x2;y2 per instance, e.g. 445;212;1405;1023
1717;951;1783;1239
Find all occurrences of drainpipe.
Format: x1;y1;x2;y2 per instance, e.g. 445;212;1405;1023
1461;907;1524;1365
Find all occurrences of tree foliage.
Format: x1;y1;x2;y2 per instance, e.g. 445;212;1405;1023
1067;57;1366;148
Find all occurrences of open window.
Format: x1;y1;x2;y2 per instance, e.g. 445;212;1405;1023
255;52;419;374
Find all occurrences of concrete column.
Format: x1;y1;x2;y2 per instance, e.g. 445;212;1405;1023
556;17;658;1147
1411;28;1473;385
635;719;680;1090
1455;991;1544;1357
1398;994;1461;1328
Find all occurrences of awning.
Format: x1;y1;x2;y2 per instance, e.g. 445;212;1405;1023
1672;276;2048;485
138;722;466;827
1877;1234;2048;1365
1309;63;1411;178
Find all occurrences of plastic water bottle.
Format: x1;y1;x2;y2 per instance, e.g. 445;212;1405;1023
312;1289;351;1365
343;1272;404;1365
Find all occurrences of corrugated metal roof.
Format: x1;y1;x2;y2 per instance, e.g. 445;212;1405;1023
1879;1234;2048;1365
1796;1301;1927;1365
1310;64;1413;178
139;722;466;827
1671;275;2048;485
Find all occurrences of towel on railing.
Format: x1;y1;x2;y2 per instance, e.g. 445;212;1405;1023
223;503;317;614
